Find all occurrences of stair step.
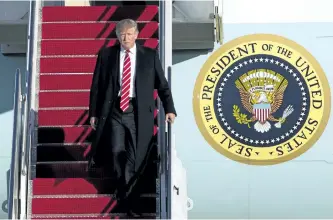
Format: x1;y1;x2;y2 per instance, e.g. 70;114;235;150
38;109;89;126
36;161;106;178
32;193;156;198
38;110;158;134
42;5;159;22
32;214;114;219
37;144;90;161
39;91;90;108
34;165;157;193
41;39;158;56
35;161;158;180
42;22;158;39
40;57;96;73
39;76;158;99
40;74;93;90
31;196;117;214
39;92;161;113
38;126;93;144
92;1;159;6
32;214;115;219
33;178;115;195
32;213;156;219
31;195;156;214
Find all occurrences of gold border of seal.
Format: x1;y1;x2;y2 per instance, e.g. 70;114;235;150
193;34;331;165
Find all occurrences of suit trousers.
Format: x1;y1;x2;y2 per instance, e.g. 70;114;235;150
108;97;137;199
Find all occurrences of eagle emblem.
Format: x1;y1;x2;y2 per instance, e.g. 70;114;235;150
233;70;294;133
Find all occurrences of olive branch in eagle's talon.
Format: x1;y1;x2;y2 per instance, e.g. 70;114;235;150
232;105;254;128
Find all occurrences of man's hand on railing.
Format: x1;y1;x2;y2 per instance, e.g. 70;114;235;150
90;117;98;130
165;113;176;124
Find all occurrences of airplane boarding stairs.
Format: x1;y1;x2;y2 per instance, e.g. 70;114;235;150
9;2;189;219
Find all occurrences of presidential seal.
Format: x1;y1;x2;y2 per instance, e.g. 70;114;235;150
193;34;331;165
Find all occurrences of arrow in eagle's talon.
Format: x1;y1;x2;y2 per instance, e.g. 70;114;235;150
275;105;294;128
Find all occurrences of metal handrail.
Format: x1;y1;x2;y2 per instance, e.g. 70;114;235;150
16;0;38;219
8;69;24;219
21;0;35;178
166;66;172;219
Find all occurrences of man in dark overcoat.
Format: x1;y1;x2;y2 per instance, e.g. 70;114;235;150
88;18;176;217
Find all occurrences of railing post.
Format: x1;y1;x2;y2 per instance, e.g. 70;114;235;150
8;69;23;220
167;66;172;219
157;0;167;219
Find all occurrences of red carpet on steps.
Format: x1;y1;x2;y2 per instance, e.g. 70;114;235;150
33;178;109;195
32;5;160;218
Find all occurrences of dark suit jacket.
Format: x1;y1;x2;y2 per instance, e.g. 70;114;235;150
89;43;176;172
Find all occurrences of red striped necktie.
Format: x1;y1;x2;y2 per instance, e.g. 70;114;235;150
120;49;131;111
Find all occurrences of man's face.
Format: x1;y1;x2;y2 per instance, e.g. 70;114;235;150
118;26;138;50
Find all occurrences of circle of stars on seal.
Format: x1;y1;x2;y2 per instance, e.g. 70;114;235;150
216;57;308;146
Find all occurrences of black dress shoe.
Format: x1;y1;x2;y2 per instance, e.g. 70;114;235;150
127;209;141;218
111;193;119;201
113;188;126;200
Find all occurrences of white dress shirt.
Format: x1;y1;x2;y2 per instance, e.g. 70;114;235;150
118;44;137;98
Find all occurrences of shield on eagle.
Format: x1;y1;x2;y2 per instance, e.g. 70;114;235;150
253;103;271;123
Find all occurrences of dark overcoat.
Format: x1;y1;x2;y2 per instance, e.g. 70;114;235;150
88;43;176;178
